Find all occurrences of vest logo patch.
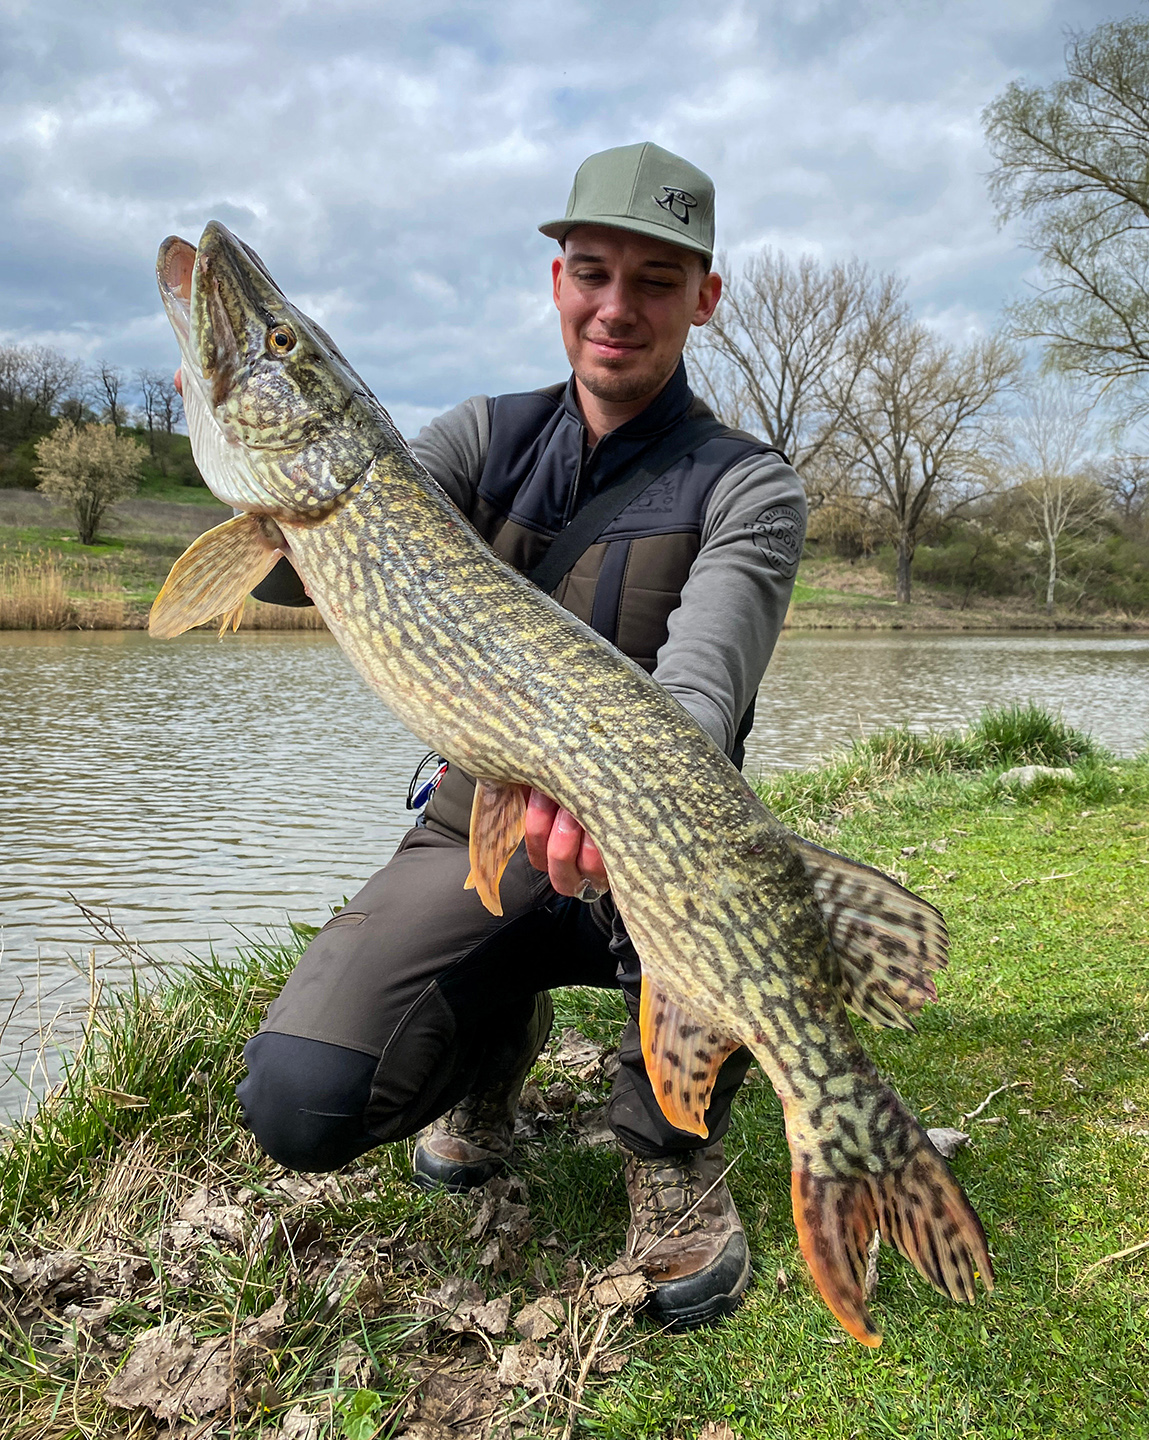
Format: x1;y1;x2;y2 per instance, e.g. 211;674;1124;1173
745;504;802;576
628;473;677;513
654;186;697;225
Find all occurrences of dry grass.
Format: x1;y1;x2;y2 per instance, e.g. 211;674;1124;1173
0;556;127;630
0;552;327;631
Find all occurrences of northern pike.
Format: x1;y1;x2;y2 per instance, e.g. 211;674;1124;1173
151;222;992;1345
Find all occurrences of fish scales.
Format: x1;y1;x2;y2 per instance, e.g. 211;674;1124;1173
150;221;994;1345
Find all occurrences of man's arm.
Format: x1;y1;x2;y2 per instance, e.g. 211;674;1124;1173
652;452;806;754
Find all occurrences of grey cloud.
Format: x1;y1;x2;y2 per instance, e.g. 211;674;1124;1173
0;0;1122;433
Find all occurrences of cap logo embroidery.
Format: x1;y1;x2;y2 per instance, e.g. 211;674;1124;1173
654;186;697;225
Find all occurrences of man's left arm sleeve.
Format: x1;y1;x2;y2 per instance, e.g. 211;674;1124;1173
651;452;806;754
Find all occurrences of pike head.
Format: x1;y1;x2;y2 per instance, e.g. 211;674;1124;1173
157;222;395;519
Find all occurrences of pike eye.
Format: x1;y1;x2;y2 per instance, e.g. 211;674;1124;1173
266;324;296;355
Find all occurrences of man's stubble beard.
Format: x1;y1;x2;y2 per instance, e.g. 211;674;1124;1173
571;354;674;407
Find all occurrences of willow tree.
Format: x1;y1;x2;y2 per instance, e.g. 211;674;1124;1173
984;18;1149;420
835;320;1019;603
36;421;144;545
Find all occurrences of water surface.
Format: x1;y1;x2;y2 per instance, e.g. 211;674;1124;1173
2;627;1146;1105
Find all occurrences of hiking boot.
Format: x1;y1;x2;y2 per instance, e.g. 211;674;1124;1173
624;1140;751;1330
412;992;554;1192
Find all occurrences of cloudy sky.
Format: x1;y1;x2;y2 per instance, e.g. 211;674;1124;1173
0;0;1130;435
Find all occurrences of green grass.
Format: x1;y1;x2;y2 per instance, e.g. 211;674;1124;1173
2;709;1146;1437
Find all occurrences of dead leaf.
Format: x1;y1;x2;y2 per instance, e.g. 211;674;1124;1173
279;1406;322;1440
550;1027;607;1079
590;1263;651;1309
927;1127;971;1159
469;1293;513;1336
591;1348;629;1375
775;1264;788;1293
698;1424;743;1440
573;1105;615;1147
513;1296;565;1341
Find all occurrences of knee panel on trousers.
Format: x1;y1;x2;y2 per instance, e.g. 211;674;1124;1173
238;1032;380;1172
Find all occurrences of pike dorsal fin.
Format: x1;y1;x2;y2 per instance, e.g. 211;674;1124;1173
790;836;948;1032
464;779;529;917
638;973;741;1140
149;513;281;639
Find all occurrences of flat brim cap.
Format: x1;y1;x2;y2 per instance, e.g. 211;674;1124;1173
540;142;714;263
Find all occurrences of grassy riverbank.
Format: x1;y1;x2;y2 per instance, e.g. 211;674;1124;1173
2;707;1145;1438
2;489;1146;632
0;488;324;631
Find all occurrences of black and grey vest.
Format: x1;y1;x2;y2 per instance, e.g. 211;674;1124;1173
424;360;782;835
472;359;778;670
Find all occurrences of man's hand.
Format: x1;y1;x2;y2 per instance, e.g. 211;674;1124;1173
524;788;609;899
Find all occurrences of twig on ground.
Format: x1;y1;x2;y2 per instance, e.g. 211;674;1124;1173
561;1306;612;1440
1080;1237;1149;1280
960;1080;1030;1125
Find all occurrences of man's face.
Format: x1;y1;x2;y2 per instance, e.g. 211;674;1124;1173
551;225;722;407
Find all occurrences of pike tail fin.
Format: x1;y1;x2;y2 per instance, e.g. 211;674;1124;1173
788;1111;992;1346
790;836;948;1031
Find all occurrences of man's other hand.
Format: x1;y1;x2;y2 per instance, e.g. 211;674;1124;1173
524;789;609;899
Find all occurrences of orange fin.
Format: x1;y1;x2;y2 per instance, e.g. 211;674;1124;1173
638;976;740;1140
790;835;948;1031
149;513;281;639
464;780;528;916
790;1140;993;1347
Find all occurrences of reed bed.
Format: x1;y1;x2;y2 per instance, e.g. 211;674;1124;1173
0;556;127;630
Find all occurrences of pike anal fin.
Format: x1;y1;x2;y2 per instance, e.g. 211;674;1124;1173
638;974;740;1140
149;513;282;639
464;780;529;916
789;1132;993;1347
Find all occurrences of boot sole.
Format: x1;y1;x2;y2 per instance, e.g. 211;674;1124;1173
411;1143;507;1194
642;1232;752;1331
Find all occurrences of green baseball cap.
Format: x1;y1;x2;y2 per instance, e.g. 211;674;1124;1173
539;142;715;264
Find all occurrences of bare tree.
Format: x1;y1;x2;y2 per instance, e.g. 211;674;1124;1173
1009;378;1107;613
137;368;161;455
94;361;126;432
35;421;144;545
155;371;182;434
688;249;905;509
984;18;1149;418
1100;452;1149;525
835;319;1020;603
0;343;81;437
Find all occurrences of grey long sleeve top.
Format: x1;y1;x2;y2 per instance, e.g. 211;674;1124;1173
410;395;806;757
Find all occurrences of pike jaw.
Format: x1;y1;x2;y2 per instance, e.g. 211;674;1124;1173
156;222;394;517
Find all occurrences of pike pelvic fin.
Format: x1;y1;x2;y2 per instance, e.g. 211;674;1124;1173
149;513;281;639
788;1120;993;1347
790;836;948;1031
465;780;529;916
638;973;741;1139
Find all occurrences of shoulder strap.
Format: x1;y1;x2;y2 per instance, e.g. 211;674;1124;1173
527;416;729;594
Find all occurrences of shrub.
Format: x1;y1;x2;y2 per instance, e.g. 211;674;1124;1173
35;421;145;544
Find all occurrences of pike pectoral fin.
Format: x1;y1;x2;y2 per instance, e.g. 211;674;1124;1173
790;836;948;1031
789;1129;993;1348
464;780;529;917
638;974;740;1140
149;513;281;639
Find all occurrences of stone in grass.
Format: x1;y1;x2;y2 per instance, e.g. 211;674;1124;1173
997;765;1075;788
926;1127;972;1159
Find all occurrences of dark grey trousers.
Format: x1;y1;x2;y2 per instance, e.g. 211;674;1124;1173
237;819;752;1170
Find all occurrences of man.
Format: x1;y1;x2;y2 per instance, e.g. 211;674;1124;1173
237;142;806;1328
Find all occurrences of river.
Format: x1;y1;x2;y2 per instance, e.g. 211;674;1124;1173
2;627;1146;1106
